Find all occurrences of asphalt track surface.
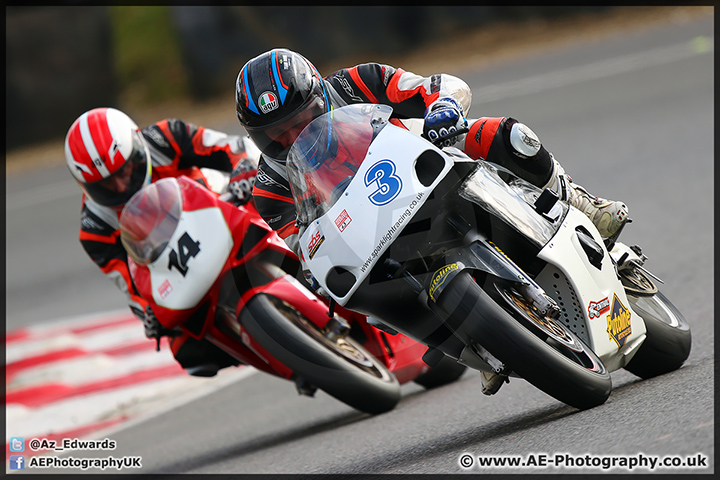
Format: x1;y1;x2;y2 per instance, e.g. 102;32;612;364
5;14;714;475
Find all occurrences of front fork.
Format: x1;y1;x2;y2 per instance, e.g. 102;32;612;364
428;237;561;319
424;237;562;374
612;243;664;283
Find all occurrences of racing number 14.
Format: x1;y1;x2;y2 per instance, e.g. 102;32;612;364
168;232;201;276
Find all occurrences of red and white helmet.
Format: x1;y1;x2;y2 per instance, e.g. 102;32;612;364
65;107;152;208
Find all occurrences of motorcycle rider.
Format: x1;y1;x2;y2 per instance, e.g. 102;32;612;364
235;48;629;394
64;107;259;377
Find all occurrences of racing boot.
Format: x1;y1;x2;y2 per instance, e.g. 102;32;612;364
186;362;221;378
543;156;629;239
172;335;241;377
480;371;509;396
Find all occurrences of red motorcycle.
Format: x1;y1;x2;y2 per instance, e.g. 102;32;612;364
119;176;464;414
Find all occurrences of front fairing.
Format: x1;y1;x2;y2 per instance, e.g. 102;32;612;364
287;104;454;305
121;177;235;315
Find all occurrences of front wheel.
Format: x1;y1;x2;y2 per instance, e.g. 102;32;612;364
623;290;691;378
239;294;400;414
436;272;612;410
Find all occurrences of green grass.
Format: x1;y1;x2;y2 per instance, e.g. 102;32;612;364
109;6;190;108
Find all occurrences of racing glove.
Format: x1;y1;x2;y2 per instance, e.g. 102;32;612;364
422;97;469;148
226;157;258;206
143;305;181;351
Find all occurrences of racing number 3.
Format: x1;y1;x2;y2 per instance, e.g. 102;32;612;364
365;160;402;206
168;232;200;277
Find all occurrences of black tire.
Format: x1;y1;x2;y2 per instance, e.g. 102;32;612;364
413;355;467;389
239;294;400;414
623;291;691;379
437;272;612;410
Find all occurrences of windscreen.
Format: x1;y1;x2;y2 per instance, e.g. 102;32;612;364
286;104;393;230
119;177;182;265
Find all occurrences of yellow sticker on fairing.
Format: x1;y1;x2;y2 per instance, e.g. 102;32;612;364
429;262;463;302
606;293;632;347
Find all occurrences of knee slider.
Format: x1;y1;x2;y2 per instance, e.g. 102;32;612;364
494;118;553;186
509;122;542;159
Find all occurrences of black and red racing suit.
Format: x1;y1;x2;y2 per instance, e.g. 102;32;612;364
251;63;554;254
78;118;258;369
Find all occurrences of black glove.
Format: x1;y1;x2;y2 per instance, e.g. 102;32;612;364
227;158;258;206
422;97;469;148
143;306;181;351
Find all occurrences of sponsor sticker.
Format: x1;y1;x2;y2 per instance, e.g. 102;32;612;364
259;91;279;114
588;296;610;319
334;209;352;232
428;262;463;302
158;279;173;299
488;240;511;260
307;228;325;260
606;293;632;347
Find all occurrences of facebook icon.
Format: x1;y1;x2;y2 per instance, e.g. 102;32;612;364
9;455;25;470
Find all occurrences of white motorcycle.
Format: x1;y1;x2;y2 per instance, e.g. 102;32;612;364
286;104;691;410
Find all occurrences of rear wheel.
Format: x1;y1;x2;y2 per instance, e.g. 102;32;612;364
436;272;612;410
240;294;400;414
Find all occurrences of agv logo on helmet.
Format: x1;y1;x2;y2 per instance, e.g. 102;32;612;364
259;92;279;114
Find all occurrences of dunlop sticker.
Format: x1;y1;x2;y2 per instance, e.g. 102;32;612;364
429;262;464;302
606;293;632;347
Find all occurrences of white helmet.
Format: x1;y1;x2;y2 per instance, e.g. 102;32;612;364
65;107;152;208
